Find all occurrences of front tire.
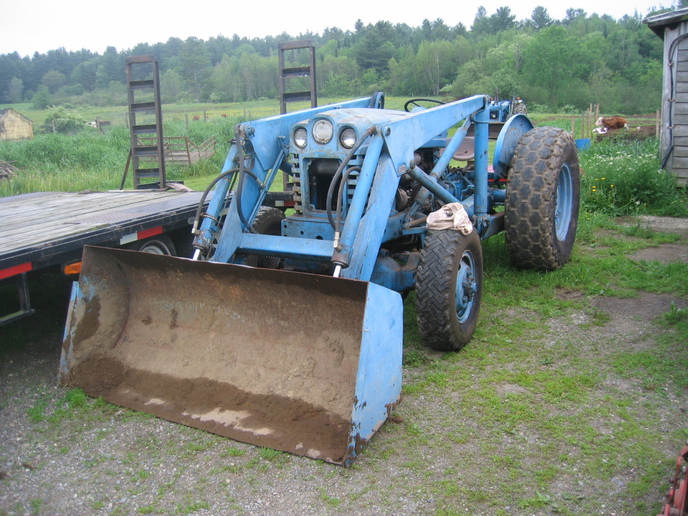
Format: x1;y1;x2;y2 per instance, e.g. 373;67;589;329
415;230;483;352
505;126;580;271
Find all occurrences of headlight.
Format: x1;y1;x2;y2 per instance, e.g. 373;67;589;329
339;127;357;149
312;119;333;144
294;127;307;149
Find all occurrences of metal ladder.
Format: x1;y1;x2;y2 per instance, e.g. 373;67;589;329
278;40;317;114
123;55;166;189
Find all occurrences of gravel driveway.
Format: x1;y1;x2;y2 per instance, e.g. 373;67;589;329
1;216;687;516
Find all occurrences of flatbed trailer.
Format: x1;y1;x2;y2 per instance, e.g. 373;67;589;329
0;190;206;325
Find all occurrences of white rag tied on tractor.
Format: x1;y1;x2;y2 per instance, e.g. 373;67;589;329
59;93;580;465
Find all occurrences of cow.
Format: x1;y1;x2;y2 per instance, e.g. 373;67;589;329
594;116;628;133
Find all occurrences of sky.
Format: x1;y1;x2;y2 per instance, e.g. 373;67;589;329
0;0;676;57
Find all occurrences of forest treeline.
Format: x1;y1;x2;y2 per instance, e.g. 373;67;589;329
0;6;676;114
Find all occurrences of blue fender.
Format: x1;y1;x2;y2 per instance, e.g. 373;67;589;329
492;114;534;179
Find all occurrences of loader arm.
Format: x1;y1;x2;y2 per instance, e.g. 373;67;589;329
203;94;493;276
195;96;383;261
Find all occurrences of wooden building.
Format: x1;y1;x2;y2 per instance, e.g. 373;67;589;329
0;108;34;141
646;8;688;186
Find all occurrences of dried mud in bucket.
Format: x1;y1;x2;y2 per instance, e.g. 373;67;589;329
60;246;374;464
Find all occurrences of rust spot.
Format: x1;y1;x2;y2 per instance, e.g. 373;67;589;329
72;296;101;344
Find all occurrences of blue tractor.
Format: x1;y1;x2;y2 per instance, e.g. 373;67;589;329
60;93;579;466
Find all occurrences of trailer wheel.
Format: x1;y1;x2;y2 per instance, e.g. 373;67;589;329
415;229;483;351
244;207;285;268
505;126;580;271
126;234;176;255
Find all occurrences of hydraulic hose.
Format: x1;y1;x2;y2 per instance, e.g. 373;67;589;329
192;168;238;235
326;126;377;234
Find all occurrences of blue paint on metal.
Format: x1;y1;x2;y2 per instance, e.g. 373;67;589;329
58;280;82;380
556;163;574;241
345;283;403;464
492;114;534;179
473;104;491;231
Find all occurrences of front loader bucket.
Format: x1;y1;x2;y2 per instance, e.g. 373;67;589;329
59;246;403;466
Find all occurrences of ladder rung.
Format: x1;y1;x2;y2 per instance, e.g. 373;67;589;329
282;66;311;77
131;102;156;112
132;124;158;134
135;169;161;177
282;92;314;102
129;79;155;89
126;55;156;64
133;146;160;157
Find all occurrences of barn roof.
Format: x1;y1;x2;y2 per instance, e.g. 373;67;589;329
645;7;688;38
0;108;33;125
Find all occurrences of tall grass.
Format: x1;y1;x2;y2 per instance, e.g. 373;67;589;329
0;120;237;196
580;138;688;217
3;115;687;220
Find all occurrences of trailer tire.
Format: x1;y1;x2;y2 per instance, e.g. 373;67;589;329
244;207;285;268
505;126;580;271
126;234;176;255
415;229;483;352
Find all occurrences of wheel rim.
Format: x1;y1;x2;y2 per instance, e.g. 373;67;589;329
455;250;478;323
555;163;574;241
139;241;172;255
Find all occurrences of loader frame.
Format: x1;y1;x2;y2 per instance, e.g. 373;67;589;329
192;94;512;287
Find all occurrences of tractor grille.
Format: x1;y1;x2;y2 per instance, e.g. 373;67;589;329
290;154;364;215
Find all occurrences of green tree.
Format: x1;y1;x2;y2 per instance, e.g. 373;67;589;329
41;70;66;94
563;8;586;25
160;69;185;103
531;6;554;30
70;60;97;91
318;54;360;97
44;105;86;133
95;46;123;88
31;86;52;109
472;6;491;34
521;25;587;107
415;40;458;95
179;37;212;102
491;7;517;33
352;21;396;74
8;77;23;103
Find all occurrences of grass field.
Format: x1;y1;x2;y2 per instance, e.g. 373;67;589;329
2;98;685;218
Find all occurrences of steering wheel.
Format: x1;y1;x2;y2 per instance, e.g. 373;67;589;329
404;98;445;112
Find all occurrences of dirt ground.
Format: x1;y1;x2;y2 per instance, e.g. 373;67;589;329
1;216;687;516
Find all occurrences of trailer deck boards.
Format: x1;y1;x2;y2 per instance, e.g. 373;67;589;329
0;190;208;324
0;190;205;276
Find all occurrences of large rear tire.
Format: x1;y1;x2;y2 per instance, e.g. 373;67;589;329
415;230;483;352
505;126;580;271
